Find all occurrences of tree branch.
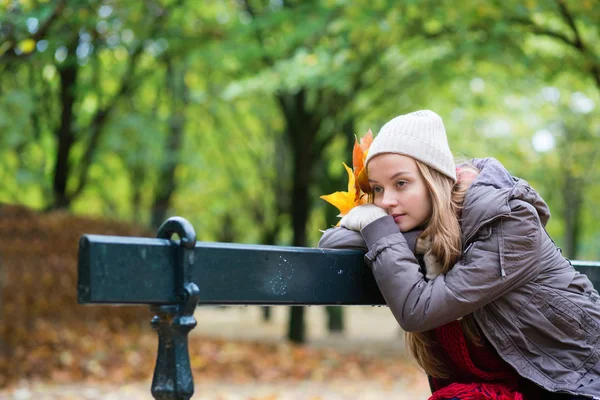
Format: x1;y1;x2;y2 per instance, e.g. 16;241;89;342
511;3;600;92
555;0;584;50
506;16;576;47
554;0;600;89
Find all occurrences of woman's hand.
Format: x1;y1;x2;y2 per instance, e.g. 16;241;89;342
340;204;388;232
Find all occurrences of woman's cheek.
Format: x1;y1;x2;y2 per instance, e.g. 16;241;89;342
372;196;381;208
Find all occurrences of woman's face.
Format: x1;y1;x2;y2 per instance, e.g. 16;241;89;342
368;153;433;232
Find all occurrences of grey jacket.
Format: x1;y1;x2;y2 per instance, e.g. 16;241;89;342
318;158;600;398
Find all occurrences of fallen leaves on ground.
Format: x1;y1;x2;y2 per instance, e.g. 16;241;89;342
0;205;423;392
3;378;433;400
1;317;422;389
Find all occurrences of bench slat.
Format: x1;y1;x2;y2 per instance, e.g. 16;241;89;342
571;261;600;289
78;235;385;305
78;234;600;306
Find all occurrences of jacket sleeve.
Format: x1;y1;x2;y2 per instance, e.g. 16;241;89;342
317;226;368;251
318;221;422;253
362;200;542;332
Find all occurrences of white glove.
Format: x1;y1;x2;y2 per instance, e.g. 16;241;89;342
340;204;387;232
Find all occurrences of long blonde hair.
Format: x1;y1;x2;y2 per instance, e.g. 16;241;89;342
405;161;481;379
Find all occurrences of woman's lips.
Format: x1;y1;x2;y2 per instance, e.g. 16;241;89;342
392;214;406;223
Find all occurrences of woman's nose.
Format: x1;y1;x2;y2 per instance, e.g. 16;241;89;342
381;192;398;208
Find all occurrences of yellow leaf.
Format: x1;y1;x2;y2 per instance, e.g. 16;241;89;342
320;130;374;225
320;191;355;217
320;164;356;217
343;163;355;195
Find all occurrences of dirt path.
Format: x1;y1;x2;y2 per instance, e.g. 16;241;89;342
190;305;407;357
2;378;431;399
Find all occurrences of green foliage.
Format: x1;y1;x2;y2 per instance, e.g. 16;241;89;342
0;0;598;259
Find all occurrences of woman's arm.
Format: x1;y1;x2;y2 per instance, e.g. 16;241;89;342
363;200;542;332
318;226;368;251
318;219;422;253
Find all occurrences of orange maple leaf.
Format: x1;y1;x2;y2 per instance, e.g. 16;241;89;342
320;130;373;224
320;163;358;219
352;129;373;199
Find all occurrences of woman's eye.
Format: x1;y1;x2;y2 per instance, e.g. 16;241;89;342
372;186;383;194
396;181;407;188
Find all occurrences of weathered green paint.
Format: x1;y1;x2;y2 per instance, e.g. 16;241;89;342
77;235;385;306
77;235;600;307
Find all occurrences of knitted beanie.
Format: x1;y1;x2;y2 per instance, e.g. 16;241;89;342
365;110;457;182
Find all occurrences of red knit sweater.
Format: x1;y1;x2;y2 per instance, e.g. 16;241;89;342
428;320;543;400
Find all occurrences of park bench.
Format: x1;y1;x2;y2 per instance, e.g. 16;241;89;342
77;216;600;400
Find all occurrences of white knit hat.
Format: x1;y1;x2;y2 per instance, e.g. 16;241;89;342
365;110;456;182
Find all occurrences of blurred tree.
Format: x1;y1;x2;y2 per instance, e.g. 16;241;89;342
535;97;598;259
150;56;190;228
396;0;599;258
231;0;437;342
0;0;183;210
453;0;600;258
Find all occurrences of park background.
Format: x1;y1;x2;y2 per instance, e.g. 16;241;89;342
0;0;599;398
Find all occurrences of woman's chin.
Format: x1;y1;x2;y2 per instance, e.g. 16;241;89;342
397;221;416;233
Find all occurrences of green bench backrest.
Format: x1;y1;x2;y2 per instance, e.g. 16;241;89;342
78;234;600;307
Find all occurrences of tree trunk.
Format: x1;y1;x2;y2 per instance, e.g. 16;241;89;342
260;133;288;323
150;59;188;228
286;135;311;342
323;117;355;333
289;306;305;344
217;213;236;243
281;90;317;343
51;51;78;209
563;172;582;259
290;133;312;247
262;306;272;322
326;307;344;332
131;165;145;224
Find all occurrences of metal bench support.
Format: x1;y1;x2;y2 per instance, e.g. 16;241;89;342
151;217;200;400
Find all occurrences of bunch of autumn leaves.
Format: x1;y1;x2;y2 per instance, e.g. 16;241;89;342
320;130;373;225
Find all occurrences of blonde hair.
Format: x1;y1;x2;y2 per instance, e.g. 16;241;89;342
405;161;481;379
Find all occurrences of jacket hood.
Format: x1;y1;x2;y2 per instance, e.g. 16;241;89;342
461;158;551;244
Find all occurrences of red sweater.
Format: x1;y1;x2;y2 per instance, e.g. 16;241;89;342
429;320;543;400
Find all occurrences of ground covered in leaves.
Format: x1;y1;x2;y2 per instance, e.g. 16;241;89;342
0;204;152;387
0;205;426;398
4;379;431;400
2;325;424;388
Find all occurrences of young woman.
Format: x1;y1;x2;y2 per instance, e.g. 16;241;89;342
318;110;600;399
